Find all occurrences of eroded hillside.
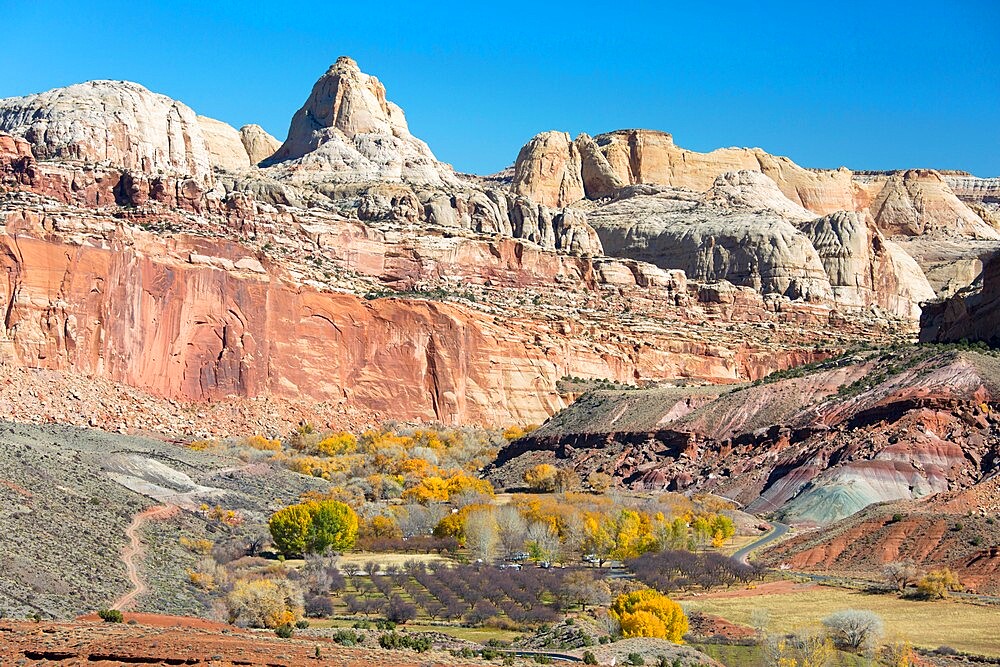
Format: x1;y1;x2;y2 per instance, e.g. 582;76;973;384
487;346;1000;526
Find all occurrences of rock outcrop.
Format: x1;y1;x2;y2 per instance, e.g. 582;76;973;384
238;124;281;165
0;81;214;179
3;131;901;427
869;169;1000;239
511;129;860;214
510;131;584;208
0;81;277;179
589;185;834;301
920;252;1000;346
798;211;935;318
0;56;978;428
197;116;252;171
585;172;932;317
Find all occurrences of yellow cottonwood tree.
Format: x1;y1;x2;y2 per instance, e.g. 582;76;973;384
610;589;687;642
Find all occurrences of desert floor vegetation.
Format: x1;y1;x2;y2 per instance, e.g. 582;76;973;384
682;585;1000;656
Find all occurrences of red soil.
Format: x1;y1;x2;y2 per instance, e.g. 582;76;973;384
1;618;479;667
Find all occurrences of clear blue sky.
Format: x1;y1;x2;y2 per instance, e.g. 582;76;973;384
1;1;998;176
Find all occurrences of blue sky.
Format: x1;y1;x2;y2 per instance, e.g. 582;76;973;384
1;1;998;176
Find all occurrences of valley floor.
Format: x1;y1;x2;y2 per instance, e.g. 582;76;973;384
680;581;1000;656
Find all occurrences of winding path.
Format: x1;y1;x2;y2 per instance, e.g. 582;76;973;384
113;504;179;611
733;521;789;564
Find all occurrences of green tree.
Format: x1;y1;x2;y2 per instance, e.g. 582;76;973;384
308;500;359;553
268;500;358;558
269;503;314;558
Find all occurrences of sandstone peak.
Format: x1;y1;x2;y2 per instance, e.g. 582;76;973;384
510;131;584;208
262;57;454;186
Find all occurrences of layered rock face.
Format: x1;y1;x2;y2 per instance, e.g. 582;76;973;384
798;211;935;318
512;129;859;213
3;127;898;427
0;56;978;428
511;129;998;309
868;169;1000;239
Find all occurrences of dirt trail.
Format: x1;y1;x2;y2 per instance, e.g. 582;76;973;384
113;504;179;611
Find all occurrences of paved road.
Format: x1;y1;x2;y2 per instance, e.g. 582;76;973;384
733;521;789;564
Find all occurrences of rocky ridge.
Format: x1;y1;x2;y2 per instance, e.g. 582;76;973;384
511;129;1000;307
0;57;990;430
487;347;1000;533
2;128;895;428
920;252;1000;346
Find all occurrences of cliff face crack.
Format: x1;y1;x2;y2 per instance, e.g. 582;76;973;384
3;235;24;332
308;311;343;336
425;331;441;421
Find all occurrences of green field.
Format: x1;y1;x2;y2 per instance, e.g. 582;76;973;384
683;585;1000;657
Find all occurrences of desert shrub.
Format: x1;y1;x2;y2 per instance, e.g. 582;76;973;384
583;651;598;664
98;608;123;623
187;439;220;451
315;432;357;456
378;632;431;652
245;434;282;451
503;425;538;441
295;619;310;629
587;472;614;493
226;577;302;628
275;623;294;638
188;569;216;591
332;629;361;646
627;653;645;665
179;536;214;555
524;464;558;492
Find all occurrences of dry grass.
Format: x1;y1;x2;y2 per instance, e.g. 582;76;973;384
682;585;1000;656
337;552;451;570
